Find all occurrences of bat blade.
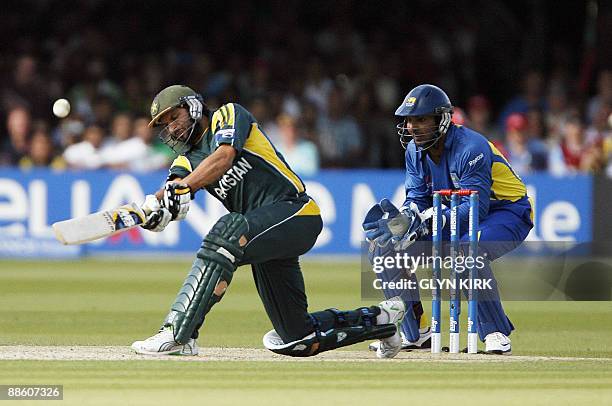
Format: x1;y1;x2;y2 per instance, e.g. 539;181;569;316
52;202;146;245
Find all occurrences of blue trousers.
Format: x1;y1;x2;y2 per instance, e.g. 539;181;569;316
372;203;532;341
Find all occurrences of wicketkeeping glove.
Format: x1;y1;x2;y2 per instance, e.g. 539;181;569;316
163;182;192;220
393;204;447;251
362;199;413;247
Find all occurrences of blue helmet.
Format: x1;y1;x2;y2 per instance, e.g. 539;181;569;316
395;84;454;150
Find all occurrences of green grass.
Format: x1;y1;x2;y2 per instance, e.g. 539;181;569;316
0;259;611;405
0;361;612;405
0;361;611;405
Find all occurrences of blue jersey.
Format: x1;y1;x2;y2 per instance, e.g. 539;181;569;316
402;124;532;234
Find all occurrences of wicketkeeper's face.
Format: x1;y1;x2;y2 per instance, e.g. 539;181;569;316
406;115;438;146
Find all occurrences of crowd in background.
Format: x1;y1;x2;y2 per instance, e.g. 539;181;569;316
0;0;610;177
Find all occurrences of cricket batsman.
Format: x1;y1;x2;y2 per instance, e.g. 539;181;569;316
364;84;534;355
130;85;406;358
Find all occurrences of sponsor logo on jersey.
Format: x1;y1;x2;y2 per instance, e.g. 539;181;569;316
468;153;484;167
213;156;253;200
215;128;236;147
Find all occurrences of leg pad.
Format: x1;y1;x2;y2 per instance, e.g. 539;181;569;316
164;213;248;344
263;306;397;357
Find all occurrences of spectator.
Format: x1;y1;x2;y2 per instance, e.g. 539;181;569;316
586;103;611;177
526;108;548;142
63;125;105;170
353;87;400;168
1;55;49;118
100;113;133;166
560;116;604;173
316;85;364;168
54;119;86;148
91;96;115;130
249;96;279;144
105;117;169;172
587;70;612;125
274;114;319;177
545;82;571;142
467;95;498;140
303;58;333;113
19;129;66;170
503;113;548;176
68;81;97;123
585;103;611;146
298;101;320;144
0;4;603;174
451;106;467;126
498;70;547;131
1;106;31;166
606;111;612;178
138;117;170;171
123;76;149;116
108;113;133;145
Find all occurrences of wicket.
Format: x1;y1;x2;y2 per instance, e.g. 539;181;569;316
431;189;479;354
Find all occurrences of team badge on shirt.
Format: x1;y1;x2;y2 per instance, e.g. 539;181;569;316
450;172;460;188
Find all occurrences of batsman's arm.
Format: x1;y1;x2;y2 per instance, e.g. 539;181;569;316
181;144;236;191
154;145;237;200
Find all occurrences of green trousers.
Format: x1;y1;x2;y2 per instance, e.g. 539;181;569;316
239;195;322;342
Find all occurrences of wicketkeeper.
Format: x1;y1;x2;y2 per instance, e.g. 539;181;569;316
364;84;534;355
131;85;406;358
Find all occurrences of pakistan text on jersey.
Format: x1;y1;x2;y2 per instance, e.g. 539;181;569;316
213;157;253;199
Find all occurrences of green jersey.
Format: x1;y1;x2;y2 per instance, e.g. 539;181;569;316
168;103;307;213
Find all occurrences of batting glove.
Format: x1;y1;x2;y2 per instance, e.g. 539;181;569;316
141;194;172;232
163;182;192;220
181;95;203;121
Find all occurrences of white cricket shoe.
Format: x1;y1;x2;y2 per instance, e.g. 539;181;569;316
484;332;512;355
368;327;431;351
375;296;406;359
368;326;432;352
131;326;199;356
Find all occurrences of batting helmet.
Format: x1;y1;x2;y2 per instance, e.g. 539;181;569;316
148;85;208;154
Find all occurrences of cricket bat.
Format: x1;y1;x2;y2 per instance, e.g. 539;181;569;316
52;202;147;245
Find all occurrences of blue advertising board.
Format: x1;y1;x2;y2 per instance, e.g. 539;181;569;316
0;169;592;257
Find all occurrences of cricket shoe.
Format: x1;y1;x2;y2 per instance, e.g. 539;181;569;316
131;326;199;356
484;332;512;355
375;296;406;359
368;326;432;352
